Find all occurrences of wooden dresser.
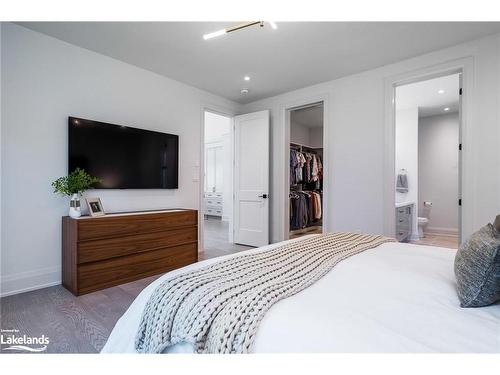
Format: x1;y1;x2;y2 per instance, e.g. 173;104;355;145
62;209;198;296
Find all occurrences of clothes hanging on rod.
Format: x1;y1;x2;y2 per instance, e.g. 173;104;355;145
290;190;322;230
290;147;323;187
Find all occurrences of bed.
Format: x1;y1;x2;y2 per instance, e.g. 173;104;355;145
102;235;500;353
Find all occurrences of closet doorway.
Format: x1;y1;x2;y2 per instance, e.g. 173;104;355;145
287;102;325;239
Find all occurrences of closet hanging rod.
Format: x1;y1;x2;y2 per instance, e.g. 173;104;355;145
290;142;322;150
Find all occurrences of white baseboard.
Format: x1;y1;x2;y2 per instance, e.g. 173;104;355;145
426;226;459;237
0;266;61;297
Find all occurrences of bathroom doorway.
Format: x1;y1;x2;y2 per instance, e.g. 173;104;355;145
201;110;253;260
394;73;461;249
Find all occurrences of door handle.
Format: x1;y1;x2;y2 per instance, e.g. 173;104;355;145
258;194;269;199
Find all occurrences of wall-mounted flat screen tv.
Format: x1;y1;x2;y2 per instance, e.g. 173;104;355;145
69;117;179;189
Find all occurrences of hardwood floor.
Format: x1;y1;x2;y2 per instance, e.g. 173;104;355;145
409;233;459;249
0;216;252;354
199;216;253;260
0;275;160;353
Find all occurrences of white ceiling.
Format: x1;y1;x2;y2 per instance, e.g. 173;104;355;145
18;22;500;104
291;104;324;128
396;74;460;117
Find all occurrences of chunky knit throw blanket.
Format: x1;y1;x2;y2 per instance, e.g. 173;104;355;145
135;232;394;354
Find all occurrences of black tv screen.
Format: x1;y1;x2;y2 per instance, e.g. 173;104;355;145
68;117;179;189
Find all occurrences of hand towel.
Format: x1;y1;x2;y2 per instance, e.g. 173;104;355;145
396;173;408;193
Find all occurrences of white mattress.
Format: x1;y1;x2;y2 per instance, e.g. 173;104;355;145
102;236;500;353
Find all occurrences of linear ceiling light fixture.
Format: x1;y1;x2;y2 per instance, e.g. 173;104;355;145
203;21;277;40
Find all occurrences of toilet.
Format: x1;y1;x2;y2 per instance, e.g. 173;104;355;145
417;217;429;238
418;201;432;238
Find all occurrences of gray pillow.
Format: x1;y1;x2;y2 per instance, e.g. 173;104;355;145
454;223;500;307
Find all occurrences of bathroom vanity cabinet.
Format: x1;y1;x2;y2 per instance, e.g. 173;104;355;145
396;204;412;242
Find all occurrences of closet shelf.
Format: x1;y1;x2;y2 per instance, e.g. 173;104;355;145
290;142;323;150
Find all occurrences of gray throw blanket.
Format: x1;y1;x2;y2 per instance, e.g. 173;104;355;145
135;232;394;354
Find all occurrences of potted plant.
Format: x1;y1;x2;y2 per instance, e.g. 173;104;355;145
52;168;101;218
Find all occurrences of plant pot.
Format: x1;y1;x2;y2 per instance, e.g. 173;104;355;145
69;193;82;218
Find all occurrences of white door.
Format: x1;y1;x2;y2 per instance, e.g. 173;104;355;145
234;110;270;247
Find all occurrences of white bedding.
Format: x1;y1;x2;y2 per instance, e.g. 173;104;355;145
102;235;500;353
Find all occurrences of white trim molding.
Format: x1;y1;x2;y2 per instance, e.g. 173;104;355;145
383;56;474;244
199;102;239;251
0;266;61;297
280;92;330;242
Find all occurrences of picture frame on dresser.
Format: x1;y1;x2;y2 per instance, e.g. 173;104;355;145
86;197;105;217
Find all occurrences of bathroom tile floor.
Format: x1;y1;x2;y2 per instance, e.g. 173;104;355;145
410;233;458;249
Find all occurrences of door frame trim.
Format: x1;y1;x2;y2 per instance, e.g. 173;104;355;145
199;104;237;253
383;57;474;243
281;93;330;241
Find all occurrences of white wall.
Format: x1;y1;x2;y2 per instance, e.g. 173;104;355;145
243;32;500;243
309;127;323;149
395;107;419;239
290;121;310;145
0;23;241;296
418;113;459;234
290;121;324;149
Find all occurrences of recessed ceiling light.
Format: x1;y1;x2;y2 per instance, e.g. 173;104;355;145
241;88;249;95
244;76;250;81
438;89;445;94
444;107;450;111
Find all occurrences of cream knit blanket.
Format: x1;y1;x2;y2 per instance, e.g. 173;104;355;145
135;232;394;354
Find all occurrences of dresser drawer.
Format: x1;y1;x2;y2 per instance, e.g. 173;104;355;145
396;229;409;242
396;215;410;229
396;207;411;219
77;210;197;241
396;207;407;216
205;198;223;206
77;243;197;294
205;208;222;216
205;203;222;211
205;192;222;198
78;226;197;264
